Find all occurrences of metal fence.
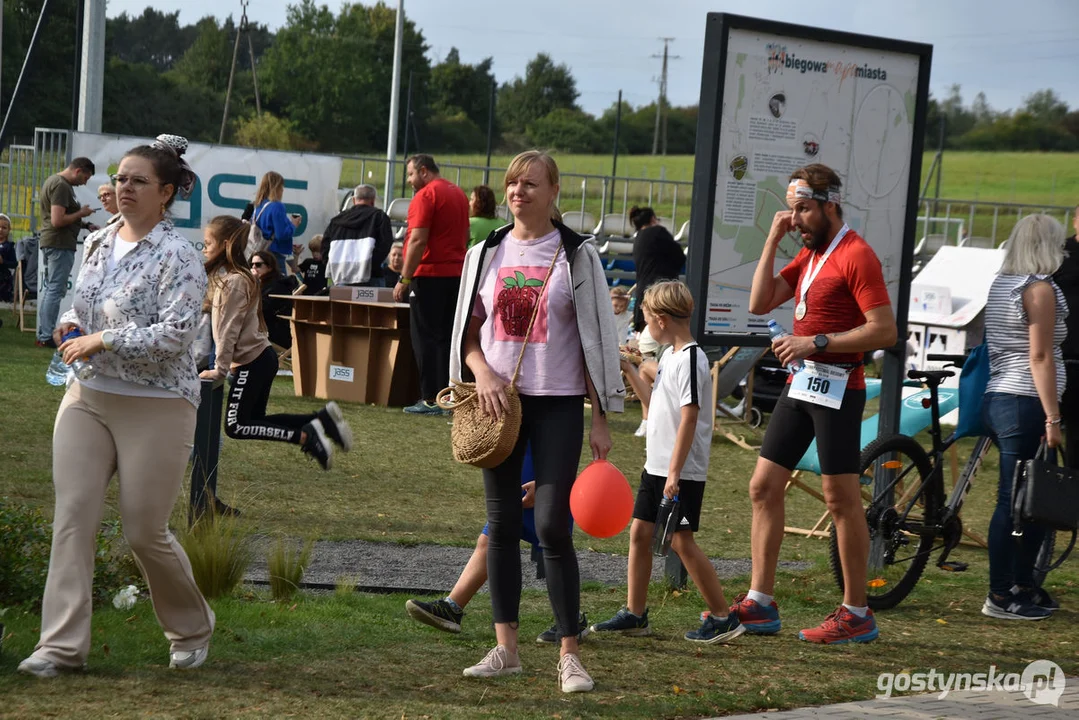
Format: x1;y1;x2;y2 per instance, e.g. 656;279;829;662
0;127;69;238
918;197;1073;248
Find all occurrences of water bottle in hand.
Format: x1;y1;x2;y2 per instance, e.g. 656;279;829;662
652;494;681;557
767;319;803;373
45;350;68;386
62;329;97;381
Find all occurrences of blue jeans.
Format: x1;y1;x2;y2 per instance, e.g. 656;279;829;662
36;247;75;342
983;392;1049;594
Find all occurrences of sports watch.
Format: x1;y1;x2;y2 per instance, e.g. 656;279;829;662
813;334;829;350
101;329;116;351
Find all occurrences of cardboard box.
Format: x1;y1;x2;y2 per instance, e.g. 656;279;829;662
329;285;396;303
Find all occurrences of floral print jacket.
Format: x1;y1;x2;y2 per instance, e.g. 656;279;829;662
60;221;208;407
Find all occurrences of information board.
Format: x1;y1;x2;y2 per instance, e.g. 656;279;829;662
687;14;932;345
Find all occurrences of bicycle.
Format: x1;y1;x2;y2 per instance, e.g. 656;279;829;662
829;353;1073;610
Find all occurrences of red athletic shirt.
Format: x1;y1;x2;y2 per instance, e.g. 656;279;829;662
778;229;891;390
405;177;470;277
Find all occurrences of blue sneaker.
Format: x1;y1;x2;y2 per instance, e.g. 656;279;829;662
729;593;782;635
981;592;1052;621
685;611;746;644
403;400;443;416
589;607;651;637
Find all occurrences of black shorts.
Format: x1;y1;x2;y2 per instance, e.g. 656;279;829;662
759;384;866;476
632;471;705;532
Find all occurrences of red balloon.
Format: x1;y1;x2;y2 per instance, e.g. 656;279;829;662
570;460;633;538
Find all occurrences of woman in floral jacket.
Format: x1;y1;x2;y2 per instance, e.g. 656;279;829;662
18;135;216;678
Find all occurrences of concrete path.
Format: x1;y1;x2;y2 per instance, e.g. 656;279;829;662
718;676;1078;719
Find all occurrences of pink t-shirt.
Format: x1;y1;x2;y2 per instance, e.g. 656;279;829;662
472;229;586;397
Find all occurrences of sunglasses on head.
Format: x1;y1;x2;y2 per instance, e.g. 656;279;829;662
251;261;265;268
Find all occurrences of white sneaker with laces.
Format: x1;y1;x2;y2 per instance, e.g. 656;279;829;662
633;419;648;437
169;646;209;670
463;645;521;678
558;652;594;693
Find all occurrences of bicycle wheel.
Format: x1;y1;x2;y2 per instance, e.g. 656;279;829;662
830;433;939;611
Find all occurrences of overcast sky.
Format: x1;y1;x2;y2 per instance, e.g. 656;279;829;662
106;0;1079;116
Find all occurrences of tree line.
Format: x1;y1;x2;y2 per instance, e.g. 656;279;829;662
2;1;1076;155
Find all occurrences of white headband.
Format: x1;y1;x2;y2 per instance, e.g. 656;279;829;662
787;179;840;205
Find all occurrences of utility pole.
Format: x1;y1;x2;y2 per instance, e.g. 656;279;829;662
651;37;679;156
384;0;404;204
77;0;104;132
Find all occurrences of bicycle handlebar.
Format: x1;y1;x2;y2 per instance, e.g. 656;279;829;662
927;353;968;368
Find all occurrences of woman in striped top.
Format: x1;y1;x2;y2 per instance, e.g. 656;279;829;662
982;214;1068;621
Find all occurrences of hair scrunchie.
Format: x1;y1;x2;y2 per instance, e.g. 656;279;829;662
151;133;197;201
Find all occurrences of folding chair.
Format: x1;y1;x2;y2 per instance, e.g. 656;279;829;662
274;282;307;374
710;346;768;449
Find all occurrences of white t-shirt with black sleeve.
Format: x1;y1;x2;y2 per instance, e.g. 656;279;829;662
645;342;713;481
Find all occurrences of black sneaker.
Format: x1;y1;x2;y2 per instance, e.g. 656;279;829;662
589;607;651;637
685;611;746;644
301;419;333;470
1023;587;1060;612
318;401;353;452
536;612;591;644
981;592;1052;621
405;598;463;633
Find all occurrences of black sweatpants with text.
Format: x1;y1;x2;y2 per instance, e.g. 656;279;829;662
225;346;315;443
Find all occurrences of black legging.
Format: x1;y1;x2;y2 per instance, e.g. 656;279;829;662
484;394;583;638
225;346;316;443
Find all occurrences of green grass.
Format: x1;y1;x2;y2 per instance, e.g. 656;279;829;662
2;320;1078;717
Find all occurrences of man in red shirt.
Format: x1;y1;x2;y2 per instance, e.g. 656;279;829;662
734;163;897;644
394;154;470;415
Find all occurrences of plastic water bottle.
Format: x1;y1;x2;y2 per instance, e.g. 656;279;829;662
651;495;681;557
767;319;803;373
45;350;68;386
45;329;97;386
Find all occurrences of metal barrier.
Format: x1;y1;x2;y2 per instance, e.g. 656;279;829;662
918;197;1073;248
190;378;226;526
0;144;37;236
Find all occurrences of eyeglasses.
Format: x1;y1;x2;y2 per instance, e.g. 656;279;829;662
98;193;113;201
250;262;265;268
109;174;161;189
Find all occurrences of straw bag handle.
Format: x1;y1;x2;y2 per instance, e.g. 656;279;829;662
509;240;563;388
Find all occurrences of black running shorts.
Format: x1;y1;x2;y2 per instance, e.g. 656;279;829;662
758;384;867;476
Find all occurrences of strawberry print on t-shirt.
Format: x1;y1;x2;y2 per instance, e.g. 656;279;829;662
494;266;549;343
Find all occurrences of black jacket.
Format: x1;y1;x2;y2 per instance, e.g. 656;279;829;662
1054;235;1079;360
319;203;394;283
632;224;685;331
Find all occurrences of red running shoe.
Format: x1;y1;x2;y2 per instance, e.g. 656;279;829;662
798;606;878;644
728;593;781;635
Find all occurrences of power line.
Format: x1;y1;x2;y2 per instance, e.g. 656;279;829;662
651;37;679;156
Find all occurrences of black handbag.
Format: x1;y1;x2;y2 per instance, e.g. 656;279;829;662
1012;440;1079;532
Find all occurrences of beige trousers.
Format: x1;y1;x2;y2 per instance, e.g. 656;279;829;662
32;382;215;667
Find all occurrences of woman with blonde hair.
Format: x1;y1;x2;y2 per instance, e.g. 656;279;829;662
253;171;300;275
981;213;1068;621
449;150;623;693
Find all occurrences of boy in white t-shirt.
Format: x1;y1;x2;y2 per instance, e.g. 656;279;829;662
591;280;745;644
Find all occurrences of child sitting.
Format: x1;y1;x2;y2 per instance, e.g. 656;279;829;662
299;234;327;295
610;286;632;344
593;280;744;644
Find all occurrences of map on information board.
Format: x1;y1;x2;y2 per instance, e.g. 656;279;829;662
700;25;924;337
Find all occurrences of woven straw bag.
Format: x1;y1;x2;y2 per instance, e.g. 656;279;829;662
437;241;562;469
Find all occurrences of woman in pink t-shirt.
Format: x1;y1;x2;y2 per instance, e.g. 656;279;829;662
453;151;621;694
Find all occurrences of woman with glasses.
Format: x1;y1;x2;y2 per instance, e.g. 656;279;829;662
250;250;296;349
19;134;215;677
96;183;119;222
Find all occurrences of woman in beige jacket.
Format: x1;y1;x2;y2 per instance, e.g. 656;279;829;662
200;215;353;470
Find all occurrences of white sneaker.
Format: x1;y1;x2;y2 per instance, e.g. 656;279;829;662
169;646;209;670
633;419;648;437
462;645;521;678
17;656;85;678
558;652;594;693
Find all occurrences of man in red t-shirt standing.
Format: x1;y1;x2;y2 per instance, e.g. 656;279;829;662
394;154;470;415
733;164;897;644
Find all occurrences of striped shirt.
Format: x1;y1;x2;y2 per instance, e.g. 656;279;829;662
985;274;1067;399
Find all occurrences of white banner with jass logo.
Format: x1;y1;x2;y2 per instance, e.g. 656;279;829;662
45;131;343;320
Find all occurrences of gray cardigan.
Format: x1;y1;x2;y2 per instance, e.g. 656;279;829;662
449;221;625;415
